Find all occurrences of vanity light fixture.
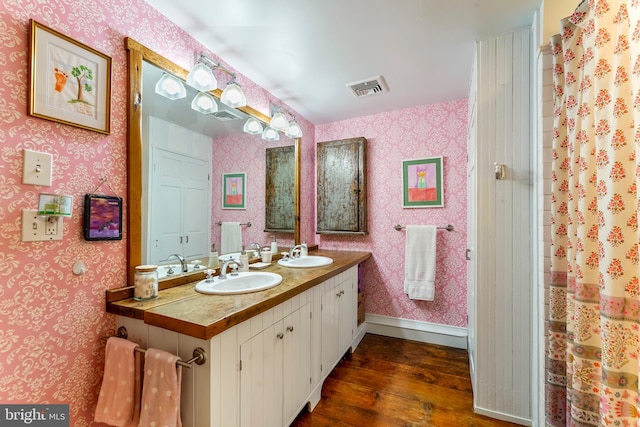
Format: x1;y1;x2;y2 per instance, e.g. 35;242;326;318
269;110;289;132
285;118;302;138
191;92;218;115
220;80;246;108
186;52;247;108
269;103;303;138
243;117;263;135
155;73;186;100
262;126;280;141
186;62;217;92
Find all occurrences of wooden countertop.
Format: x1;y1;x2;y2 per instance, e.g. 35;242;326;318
107;249;371;340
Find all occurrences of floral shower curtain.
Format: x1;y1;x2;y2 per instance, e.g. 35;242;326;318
547;0;640;425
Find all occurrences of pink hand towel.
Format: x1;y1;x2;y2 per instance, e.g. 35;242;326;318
94;337;140;426
139;348;183;427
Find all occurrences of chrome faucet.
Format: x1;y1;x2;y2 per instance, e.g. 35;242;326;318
167;253;188;273
248;242;262;257
288;245;303;259
219;259;244;280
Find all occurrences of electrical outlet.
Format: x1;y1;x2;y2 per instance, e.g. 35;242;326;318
22;149;52;186
21;209;63;241
45;216;58;235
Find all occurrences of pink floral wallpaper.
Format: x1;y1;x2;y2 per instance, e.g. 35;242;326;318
0;0;311;424
315;99;468;326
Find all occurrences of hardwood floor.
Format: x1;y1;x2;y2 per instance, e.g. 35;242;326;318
291;333;520;427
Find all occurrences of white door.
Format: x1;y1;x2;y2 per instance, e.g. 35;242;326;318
466;56;478;390
149;150;184;264
149;148;210;264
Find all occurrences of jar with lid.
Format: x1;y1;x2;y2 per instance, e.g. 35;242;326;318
134;265;158;301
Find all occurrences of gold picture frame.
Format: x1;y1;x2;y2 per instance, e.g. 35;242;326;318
28;19;111;134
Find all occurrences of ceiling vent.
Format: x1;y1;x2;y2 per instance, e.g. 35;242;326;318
346;75;389;98
209;108;243;121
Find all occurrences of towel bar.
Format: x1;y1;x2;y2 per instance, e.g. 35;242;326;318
394;224;454;232
216;221;251;227
112;326;207;368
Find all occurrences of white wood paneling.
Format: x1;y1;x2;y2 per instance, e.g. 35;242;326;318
470;27;533;424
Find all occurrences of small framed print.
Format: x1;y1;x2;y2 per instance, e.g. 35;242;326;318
83;194;123;241
222;172;246;209
402;156;444;208
29;19;111;134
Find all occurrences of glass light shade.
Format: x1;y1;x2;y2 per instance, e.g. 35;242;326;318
285;119;302;138
187;63;217;92
191;92;218;114
270;111;289;131
261;126;280;141
243;117;264;135
220;82;246;108
155;74;187;100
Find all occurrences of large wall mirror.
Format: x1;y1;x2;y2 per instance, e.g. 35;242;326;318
126;38;300;285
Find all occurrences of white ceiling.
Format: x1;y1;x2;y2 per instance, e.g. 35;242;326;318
143;0;541;125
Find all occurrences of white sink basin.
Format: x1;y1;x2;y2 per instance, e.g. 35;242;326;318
278;255;333;268
195;272;283;295
219;252;241;262
158;263;201;279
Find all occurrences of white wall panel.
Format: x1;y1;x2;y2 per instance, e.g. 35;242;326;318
470;27;533;424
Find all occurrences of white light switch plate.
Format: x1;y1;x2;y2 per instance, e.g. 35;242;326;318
21;209;63;241
23;149;52;186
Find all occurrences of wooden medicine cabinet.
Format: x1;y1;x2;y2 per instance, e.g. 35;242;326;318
316;137;367;235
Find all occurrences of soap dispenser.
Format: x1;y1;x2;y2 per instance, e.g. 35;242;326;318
208;244;219;268
301;240;308;257
270;236;278;254
239;247;249;272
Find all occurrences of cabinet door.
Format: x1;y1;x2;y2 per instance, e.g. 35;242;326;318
265;146;295;232
337;280;355;354
321;282;341;377
182;157;210;259
240;321;284;427
317;137;367;234
283;303;311;424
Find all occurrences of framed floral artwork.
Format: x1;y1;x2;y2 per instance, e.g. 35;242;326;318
222;172;246;209
402;156;444;208
28;19;111;134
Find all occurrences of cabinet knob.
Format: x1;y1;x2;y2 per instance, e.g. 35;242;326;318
286;326;294;332
277;332;284;339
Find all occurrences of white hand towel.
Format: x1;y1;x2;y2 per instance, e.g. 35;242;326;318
404;225;437;301
220;222;242;254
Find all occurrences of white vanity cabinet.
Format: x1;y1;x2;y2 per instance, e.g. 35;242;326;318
239;301;311;427
320;267;357;378
116;265;362;427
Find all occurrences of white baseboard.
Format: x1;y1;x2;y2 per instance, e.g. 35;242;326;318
474;406;533;426
365;314;468;349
